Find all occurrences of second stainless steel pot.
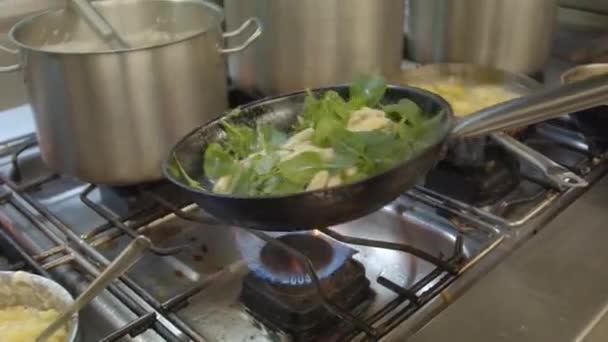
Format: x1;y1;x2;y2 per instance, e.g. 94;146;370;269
224;0;405;96
405;0;559;75
0;0;261;185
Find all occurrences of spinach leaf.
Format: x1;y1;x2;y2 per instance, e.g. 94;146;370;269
383;98;425;126
203;143;235;180
222;121;256;159
170;153;203;190
349;74;387;107
295;89;322;130
312;115;342;147
261;174;303;195
278;151;324;185
228;166;256;195
320;90;353;123
256;124;288;152
358;131;411;171
251;153;279;175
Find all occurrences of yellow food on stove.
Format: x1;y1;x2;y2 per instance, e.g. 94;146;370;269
413;78;519;117
0;305;67;342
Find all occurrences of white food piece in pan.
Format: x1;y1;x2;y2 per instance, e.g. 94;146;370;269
345;166;358;177
280;143;335;162
306;170;330;191
282;128;314;149
213;175;232;193
347;107;391;132
327;174;343;187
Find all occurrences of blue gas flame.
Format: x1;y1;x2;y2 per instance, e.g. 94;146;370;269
239;231;355;286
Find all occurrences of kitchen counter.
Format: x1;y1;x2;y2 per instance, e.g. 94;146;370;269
409;174;608;342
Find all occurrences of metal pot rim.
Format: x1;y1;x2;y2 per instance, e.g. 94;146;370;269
8;0;225;55
561;63;608;85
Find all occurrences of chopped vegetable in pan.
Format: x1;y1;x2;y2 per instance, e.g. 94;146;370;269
173;75;441;196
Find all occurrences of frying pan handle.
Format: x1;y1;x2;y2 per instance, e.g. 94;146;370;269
451;73;608;138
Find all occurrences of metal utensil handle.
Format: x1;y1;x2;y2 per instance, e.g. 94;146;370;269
35;236;151;342
452;74;608;138
491;133;588;189
220;17;263;54
70;0;129;49
0;44;19;72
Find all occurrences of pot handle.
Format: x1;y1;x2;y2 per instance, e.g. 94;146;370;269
0;44;19;72
220;17;263;54
451;73;608;138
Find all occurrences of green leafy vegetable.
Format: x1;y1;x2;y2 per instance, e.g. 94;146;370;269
257;124;288;151
170;153;203;190
312;115;342;146
383;98;424;125
278;151;324;185
228;166;255;195
203;143;235;180
251;153;278;175
222;121;256;159
349;74;387;107
197;74;437;197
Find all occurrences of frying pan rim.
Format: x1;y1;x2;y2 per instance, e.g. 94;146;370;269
163;84;454;200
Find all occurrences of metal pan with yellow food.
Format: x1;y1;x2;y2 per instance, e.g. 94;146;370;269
393;63;588;189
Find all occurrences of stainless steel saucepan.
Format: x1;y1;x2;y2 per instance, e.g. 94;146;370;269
394;63;588;189
165;74;608;231
0;0;262;185
224;0;405;96
404;0;558;75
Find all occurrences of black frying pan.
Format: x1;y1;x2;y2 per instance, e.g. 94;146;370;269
164;75;608;231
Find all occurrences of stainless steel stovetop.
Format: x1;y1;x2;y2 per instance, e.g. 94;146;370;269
0;95;606;342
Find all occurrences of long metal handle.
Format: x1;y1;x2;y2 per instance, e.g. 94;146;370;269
70;0;129;49
220;17;263;54
491;133;588;189
0;44;19;72
452;74;608;138
35;236;151;342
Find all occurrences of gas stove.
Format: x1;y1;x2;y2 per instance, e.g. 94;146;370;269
0;100;605;341
1;39;608;340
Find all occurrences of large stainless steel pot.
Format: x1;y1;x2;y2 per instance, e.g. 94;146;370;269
224;0;405;96
0;0;261;185
405;0;558;75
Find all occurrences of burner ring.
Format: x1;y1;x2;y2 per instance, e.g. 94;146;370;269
248;233;354;286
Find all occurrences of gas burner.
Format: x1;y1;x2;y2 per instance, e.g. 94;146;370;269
250;233;353;285
240;233;372;338
424;145;521;206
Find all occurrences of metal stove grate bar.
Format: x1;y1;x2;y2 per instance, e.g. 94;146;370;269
0;139;196;341
0;185;186;341
80;184;188;256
